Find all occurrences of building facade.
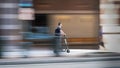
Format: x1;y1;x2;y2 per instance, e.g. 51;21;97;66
0;0;120;52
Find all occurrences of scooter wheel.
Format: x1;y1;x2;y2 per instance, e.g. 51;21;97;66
67;50;70;53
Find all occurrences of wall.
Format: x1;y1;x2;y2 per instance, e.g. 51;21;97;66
48;14;99;38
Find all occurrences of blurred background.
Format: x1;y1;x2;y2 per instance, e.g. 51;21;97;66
0;0;120;68
0;0;120;60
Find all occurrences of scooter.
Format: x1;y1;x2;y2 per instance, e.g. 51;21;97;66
63;35;70;53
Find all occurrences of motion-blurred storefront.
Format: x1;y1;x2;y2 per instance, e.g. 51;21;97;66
0;0;100;51
0;0;120;53
32;0;99;49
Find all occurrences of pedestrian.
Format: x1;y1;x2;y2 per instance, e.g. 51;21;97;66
99;26;106;50
54;22;66;56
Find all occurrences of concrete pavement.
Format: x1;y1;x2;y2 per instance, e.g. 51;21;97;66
2;49;120;58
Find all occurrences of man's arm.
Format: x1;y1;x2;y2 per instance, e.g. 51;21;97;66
60;30;66;36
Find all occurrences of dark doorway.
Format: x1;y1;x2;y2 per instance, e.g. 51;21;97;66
32;14;48;27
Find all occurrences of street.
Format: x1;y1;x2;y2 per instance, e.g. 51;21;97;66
0;56;120;68
0;60;120;68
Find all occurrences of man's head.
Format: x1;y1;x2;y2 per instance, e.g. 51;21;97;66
58;22;62;27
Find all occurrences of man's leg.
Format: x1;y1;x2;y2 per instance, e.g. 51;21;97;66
54;36;62;57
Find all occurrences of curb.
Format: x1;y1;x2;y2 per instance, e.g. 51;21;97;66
80;52;120;57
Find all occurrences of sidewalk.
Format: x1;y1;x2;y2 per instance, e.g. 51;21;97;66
1;49;116;58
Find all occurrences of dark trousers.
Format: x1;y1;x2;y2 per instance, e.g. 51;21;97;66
53;36;62;56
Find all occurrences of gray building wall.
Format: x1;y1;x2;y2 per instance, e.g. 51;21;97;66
0;0;22;51
100;0;120;52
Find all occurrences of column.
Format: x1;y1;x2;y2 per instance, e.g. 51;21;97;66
100;0;120;52
0;0;22;54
